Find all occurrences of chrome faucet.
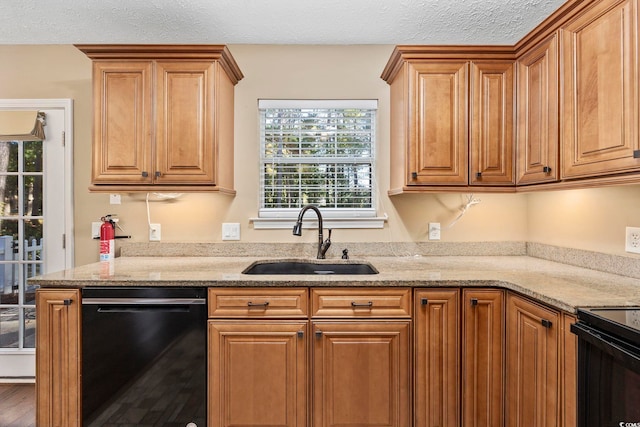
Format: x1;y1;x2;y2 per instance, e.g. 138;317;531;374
292;204;331;259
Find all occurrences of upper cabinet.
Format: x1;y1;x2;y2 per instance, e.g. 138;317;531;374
77;45;243;193
560;0;640;180
381;47;516;193
394;60;469;187
470;61;516;186
383;0;640;193
516;34;560;185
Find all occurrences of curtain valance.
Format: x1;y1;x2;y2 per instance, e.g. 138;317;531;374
0;110;46;141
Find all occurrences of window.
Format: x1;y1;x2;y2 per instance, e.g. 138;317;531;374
254;100;384;229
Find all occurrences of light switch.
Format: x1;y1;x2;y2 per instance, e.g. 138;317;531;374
222;223;240;241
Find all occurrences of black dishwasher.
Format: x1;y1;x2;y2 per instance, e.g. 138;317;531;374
82;287;207;427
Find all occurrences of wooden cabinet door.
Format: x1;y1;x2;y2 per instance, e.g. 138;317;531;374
91;61;153;184
462;289;504;427
470;61;516;186
414;289;460;427
155;61;216;185
561;314;577;427
312;321;411;427
36;289;81;427
506;293;560;427
208;321;308;427
517;34;560;185
408;61;469;186
561;0;640;179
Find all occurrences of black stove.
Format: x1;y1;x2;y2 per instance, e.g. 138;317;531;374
572;306;640;427
577;307;640;344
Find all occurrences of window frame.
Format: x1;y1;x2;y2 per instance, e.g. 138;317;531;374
252;99;385;230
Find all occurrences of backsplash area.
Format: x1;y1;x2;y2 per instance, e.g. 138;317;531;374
119;241;640;280
119;241;527;258
527;242;640;280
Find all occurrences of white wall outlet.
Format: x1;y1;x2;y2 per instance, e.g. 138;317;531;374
222;223;241;241
628;310;640;329
109;193;121;204
91;222;102;239
625;226;640;254
149;223;161;241
428;222;441;240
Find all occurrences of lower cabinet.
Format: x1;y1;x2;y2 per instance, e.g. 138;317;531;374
415;288;506;427
208;287;412;427
312;321;411;427
414;288;461;427
561;313;577;427
462;289;505;427
208;321;308;427
506;292;560;427
35;289;82;427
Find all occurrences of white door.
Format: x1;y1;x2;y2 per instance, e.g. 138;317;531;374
0;99;73;379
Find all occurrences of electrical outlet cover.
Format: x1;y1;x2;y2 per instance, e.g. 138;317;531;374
91;222;102;239
625;226;640;254
428;222;441;240
149;224;161;242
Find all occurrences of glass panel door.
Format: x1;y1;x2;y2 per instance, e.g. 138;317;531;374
0;139;42;350
0;101;72;379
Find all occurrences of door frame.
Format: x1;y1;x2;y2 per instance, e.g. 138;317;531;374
0;98;74;381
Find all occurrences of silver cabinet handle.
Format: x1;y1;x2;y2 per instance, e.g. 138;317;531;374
247;301;269;308
351;301;373;308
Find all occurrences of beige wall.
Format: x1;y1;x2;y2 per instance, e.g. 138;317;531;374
527;185;640;255
0;44;638;267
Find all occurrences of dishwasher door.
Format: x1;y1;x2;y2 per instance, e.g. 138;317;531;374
81;287;207;427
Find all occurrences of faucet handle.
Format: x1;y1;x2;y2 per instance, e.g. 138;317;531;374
320;229;332;258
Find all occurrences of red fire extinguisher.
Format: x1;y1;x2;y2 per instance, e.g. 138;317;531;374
100;215;115;261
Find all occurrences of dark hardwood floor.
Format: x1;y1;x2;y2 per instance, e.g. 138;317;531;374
0;384;35;427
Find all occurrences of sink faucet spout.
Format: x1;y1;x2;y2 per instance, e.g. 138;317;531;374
293;204;331;259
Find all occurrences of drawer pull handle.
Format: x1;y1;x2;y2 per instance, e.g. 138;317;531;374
541;319;553;328
247;301;270;308
351;301;373;308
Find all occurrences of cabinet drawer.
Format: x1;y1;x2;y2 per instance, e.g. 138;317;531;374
208;288;308;318
311;288;411;318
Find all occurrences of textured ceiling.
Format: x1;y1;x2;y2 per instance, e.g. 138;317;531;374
0;0;566;45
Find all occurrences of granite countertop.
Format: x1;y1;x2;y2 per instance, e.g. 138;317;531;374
29;255;640;313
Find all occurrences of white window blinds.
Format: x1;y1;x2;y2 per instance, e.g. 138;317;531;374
259;100;376;217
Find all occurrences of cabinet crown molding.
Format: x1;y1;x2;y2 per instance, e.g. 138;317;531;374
380;45;515;83
75;44;244;84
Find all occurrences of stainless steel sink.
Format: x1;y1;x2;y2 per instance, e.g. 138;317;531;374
242;260;378;275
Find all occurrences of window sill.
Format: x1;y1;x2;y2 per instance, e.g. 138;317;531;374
250;215;388;230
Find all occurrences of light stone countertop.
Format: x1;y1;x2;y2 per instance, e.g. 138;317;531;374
29;255;640;313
